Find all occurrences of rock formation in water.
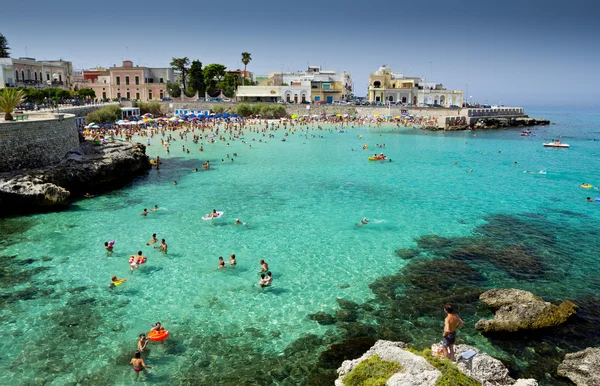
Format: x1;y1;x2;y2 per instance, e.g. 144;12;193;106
334;340;538;386
0;141;150;216
557;347;600;386
472;117;550;130
475;289;577;333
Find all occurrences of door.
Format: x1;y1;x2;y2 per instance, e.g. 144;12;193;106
327;96;333;104
294;95;298;104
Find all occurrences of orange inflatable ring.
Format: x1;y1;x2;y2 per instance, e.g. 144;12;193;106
148;330;169;341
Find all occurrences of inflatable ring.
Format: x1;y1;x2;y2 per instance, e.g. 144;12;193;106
129;256;147;265
113;280;125;286
148;330;169;341
581;184;593;189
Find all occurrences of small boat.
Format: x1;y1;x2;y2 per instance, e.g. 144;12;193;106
368;156;387;161
543;142;569;148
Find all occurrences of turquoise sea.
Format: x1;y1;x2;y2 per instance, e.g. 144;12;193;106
1;106;599;385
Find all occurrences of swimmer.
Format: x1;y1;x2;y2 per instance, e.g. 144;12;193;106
208;209;218;218
193;168;198;172
84;193;95;198
154;239;167;253
141;208;149;216
105;240;115;253
258;274;269;287
468;169;473;173
587;197;594;202
230;254;237;266
359;217;370;226
150;322;164;333
110;275;127;287
235;218;243;225
131;350;153;380
152;205;159;212
218;256;226;269
259;259;269;272
263;271;273;287
173;181;178;185
146;233;158;245
130;251;146;273
137;333;148;352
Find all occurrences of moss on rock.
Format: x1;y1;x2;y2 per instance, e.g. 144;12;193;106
343;354;402;386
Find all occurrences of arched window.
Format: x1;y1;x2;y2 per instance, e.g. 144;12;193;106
373;81;381;88
21;71;25;81
34;72;38;81
15;71;19;81
27;69;31;80
388;95;394;101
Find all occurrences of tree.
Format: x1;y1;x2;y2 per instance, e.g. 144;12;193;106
166;82;181;98
188;60;204;96
78;88;96;99
0;88;25;120
241;52;251;81
203;64;227;94
170;57;190;90
217;73;238;98
0;33;9;58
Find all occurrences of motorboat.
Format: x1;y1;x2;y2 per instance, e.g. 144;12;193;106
543;141;569;148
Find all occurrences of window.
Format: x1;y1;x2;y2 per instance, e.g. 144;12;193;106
148;91;152;100
159;78;163;83
117;92;121;99
34;72;38;81
311;85;317;89
21;71;25;81
373;81;381;88
135;76;139;85
59;74;62;82
15;71;18;81
116;76;120;85
159;90;164;99
126;76;130;85
102;91;106;99
136;92;140;100
47;73;50;81
126;92;130;99
322;83;331;89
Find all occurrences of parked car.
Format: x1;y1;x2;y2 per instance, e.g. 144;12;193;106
277;100;285;104
162;97;172;101
222;98;232;102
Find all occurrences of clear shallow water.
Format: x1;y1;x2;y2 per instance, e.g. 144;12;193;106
1;106;599;385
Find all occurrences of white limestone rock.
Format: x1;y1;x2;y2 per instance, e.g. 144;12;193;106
557;347;600;386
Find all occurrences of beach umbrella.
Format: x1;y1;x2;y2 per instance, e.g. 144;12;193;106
386;115;392;119
91;125;100;129
374;114;380;117
291;114;298;119
103;123;111;127
336;114;342;117
395;116;401;118
312;114;319;118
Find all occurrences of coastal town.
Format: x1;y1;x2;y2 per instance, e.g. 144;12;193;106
0;23;597;386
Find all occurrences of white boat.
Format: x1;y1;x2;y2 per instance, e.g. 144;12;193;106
543;142;569;148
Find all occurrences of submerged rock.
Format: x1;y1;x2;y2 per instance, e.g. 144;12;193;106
0;141;150;216
557;347;600;386
335;340;441;386
395;248;421;260
476;289;577;333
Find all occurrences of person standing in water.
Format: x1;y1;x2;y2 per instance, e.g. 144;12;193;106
442;304;464;361
130;350;153;381
154;239;167;253
146;234;158;246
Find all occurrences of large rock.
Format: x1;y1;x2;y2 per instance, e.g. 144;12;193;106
476;289;577;333
455;345;538;386
0;141;150;216
480;289;543;309
557;347;600;385
335;340;441;386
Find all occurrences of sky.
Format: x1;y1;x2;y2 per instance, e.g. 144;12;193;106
2;0;599;106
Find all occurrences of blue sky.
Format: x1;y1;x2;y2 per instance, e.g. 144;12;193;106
2;0;598;105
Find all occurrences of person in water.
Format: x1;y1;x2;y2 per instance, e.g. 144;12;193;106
141;208;149;216
131;350;153;380
359;217;370;226
130;251;146;273
442;304;464;361
149;322;166;345
259;259;269;272
154;239;167;253
263;271;273;287
105;241;114;254
137;333;148;352
208;209;218;218
146;234;158;246
230;254;237;266
258;274;268;287
110;276;126;287
235;218;243;225
152;205;159;212
218;256;226;269
587;197;594;202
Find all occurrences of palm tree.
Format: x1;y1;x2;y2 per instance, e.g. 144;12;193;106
0;88;25;121
241;52;252;84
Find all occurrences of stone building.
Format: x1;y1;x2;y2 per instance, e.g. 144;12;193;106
368;65;462;107
238;66;351;103
83;61;174;101
0;57;73;89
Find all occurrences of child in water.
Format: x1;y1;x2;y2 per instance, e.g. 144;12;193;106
105;240;115;254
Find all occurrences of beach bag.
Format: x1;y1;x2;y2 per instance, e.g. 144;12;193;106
431;342;445;357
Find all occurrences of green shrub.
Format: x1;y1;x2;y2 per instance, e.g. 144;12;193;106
408;349;481;386
343;355;402;386
85;105;122;124
212;105;225;114
137;101;161;115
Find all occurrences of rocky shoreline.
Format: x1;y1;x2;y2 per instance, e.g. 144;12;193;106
0;141;150;217
442;117;551;131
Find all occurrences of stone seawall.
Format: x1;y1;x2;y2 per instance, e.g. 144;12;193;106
0;114;79;172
